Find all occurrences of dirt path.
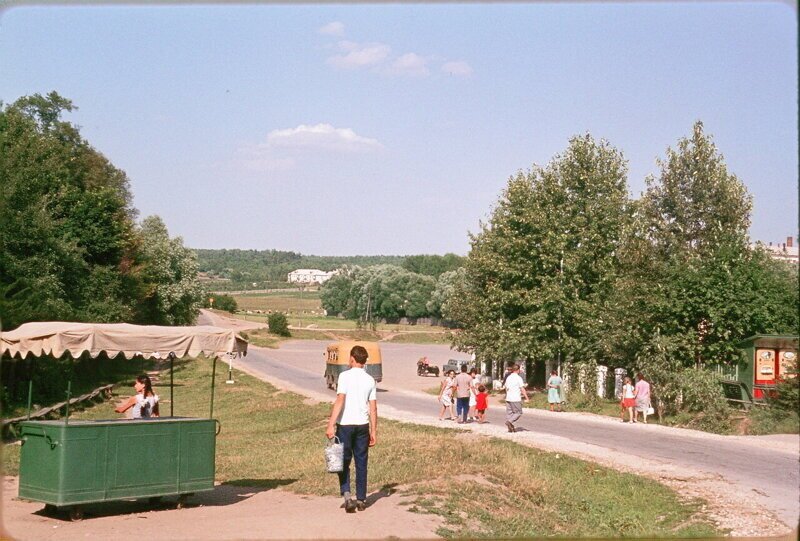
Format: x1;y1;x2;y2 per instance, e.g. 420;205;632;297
1;476;441;540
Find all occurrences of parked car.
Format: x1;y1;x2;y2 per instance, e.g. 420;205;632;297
441;358;475;375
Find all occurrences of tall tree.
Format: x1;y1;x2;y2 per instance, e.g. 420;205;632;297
137;216;204;326
629;121;795;369
0;92;141;328
450;134;630;372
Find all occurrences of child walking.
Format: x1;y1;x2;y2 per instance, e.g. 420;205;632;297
475;384;489;423
621;376;636;423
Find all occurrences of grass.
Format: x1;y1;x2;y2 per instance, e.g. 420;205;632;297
233;291;323;315
2;356;720;538
526;392;625;418
385;332;452;345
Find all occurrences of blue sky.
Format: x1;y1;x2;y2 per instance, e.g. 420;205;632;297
1;2;796;255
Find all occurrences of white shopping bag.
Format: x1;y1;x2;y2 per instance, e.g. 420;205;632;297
325;436;344;473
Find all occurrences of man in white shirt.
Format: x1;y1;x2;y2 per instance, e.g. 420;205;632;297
326;345;378;513
503;363;529;433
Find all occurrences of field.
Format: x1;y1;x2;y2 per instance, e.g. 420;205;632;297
2;358;720;538
231;291;453;344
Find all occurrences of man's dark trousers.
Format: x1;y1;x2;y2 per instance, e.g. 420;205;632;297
456;396;470;422
336;423;370;502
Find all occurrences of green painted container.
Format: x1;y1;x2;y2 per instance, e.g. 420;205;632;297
18;417;216;508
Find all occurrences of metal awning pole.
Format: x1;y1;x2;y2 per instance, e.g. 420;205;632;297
64;381;71;425
26;380;33;420
210;356;217;419
170;352;175;417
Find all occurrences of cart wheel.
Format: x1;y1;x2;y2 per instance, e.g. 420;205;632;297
176;494;192;509
69;507;84;521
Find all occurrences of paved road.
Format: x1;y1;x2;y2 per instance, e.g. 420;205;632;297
231;341;799;529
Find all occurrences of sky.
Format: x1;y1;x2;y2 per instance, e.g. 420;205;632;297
0;1;797;256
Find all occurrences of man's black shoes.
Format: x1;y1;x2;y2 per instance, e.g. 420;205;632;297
345;498;357;513
356;500;366;511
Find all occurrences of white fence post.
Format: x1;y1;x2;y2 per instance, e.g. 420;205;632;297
596;365;608;398
614;368;626;399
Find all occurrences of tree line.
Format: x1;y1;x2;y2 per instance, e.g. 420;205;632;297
0;92;204;331
443;123;796;426
195;249;464;287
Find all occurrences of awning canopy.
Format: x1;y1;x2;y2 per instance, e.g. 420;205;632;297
1;322;248;361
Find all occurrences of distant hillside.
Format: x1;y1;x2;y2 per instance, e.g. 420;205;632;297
194;249;464;288
194;248;404;284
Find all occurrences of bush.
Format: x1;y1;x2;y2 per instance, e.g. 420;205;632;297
214;295;238;313
678;368;731;432
768;357;799;412
202;294;238;313
268;312;290;337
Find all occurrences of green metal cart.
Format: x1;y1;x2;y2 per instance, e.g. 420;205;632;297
2;322;248;520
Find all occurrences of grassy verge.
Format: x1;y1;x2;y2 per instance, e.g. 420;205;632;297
2;357;719;537
524;391;799;435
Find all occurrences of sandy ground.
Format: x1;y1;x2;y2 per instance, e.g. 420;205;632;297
1;475;441;540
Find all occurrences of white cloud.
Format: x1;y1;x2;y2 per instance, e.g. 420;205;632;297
327;41;391;69
235;123;382;172
388;53;430;77
266;123;382;152
318;21;345;37
441;61;473;77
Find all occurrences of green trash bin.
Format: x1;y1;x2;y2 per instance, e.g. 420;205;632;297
18;417;217;510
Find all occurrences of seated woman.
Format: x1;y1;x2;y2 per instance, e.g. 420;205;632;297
115;374;160;419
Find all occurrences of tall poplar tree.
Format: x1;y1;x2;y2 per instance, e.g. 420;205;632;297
449;134;630;374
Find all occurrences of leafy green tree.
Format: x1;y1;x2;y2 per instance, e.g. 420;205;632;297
402;254;465;277
629;121;796;370
427;268;466;319
450;134;630;372
350;265;436;321
320;270;357;317
137;216;204;325
0;92;141;328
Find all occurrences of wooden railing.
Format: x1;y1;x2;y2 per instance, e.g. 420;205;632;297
1;384;114;438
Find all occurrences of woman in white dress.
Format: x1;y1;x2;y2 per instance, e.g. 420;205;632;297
438;370;456;420
115;375;160;419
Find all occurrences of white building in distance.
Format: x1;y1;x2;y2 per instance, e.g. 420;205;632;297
759;237;799;265
287;269;337;284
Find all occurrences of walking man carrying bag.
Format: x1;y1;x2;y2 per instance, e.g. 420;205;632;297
326;345;378;513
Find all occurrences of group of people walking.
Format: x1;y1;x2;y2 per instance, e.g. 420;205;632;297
437;362;532;432
437;365;489;423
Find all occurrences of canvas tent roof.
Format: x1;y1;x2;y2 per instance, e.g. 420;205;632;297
1;322;248;360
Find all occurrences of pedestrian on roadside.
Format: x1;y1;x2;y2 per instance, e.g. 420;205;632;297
467;368;479;421
621;376;636;423
475;384;489;423
325;345;378;513
438;370;456;420
453;364;473;423
546;369;563;412
634;372;652;424
503;363;529;432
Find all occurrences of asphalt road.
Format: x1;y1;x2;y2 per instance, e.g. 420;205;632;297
232;341;799;529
